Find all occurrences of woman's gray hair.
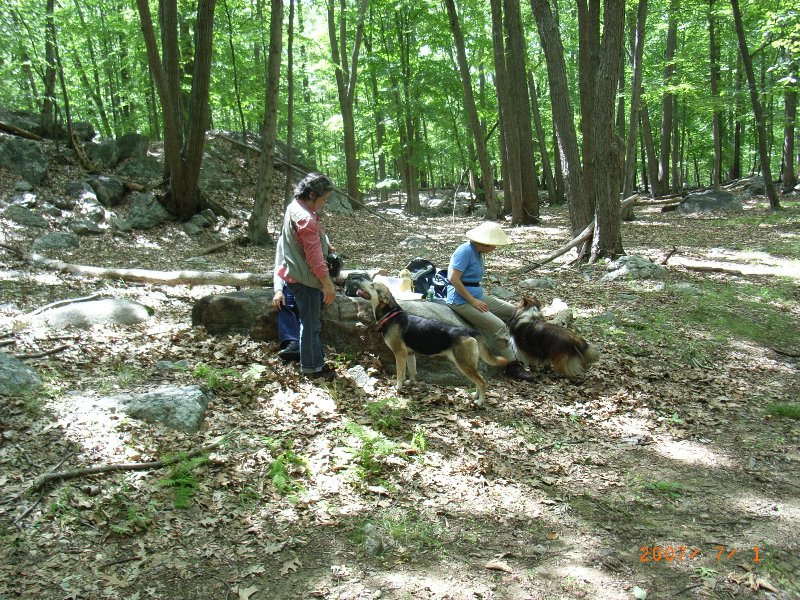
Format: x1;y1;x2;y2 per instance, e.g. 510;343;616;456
294;172;335;200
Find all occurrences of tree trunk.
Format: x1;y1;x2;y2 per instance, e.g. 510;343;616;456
730;0;781;210
529;74;558;205
327;0;368;208
444;0;498;219
781;75;797;192
490;0;521;220
730;58;744;180
709;0;723;188
248;0;283;245
283;0;296;206
222;0;247;138
622;0;647;219
656;0;679;196
640;102;660;198
588;0;626;261
503;0;539;224
530;0;587;238
40;0;58;138
136;0;216;222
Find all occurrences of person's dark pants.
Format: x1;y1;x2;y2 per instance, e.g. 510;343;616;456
277;287;300;348
286;282;325;373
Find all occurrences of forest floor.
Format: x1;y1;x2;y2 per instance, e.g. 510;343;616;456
1;146;800;600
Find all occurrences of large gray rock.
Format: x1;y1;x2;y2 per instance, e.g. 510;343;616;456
127;192;171;229
83;140;120;170
33;298;151;329
678;189;743;214
192;290;497;385
3;204;49;229
117;133;150;161
0;352;42;396
116;155;162;180
114;385;210;433
88;174;125;207
602;255;667;282
0;138;49;184
32;232;79;252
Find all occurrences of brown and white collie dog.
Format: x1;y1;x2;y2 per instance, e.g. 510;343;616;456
508;297;599;379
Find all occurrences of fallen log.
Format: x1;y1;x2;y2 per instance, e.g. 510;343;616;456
511;197;637;274
25;253;271;287
0;120;43;141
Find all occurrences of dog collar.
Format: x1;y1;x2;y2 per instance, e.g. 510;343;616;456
376;309;402;329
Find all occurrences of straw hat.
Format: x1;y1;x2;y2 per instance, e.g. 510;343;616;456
466;222;511;246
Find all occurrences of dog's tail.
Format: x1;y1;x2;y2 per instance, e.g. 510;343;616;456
554;341;600;378
477;339;509;367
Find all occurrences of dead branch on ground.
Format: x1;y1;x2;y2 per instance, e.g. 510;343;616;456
27;429;238;494
24;253;271;287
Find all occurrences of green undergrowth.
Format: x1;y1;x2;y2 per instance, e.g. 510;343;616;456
593;278;797;360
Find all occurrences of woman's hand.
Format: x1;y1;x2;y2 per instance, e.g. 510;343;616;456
272;290;285;311
322;281;337;305
471;299;489;312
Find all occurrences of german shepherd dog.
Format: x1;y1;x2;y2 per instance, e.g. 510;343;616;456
357;281;508;405
509;297;599;379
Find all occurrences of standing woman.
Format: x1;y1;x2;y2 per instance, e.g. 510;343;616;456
447;222;535;381
275;172;338;382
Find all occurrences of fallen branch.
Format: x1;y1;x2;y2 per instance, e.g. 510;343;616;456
24;253;271;287
511;197;637;274
684;265;745;277
27;293;103;316
658;246;678;265
511;221;594;274
15;344;70;360
196;235;247;257
27;429;238;494
0;120;44;141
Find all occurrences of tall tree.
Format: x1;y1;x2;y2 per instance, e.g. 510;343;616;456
587;0;626;260
730;0;781;210
530;0;587;237
709;0;723;188
443;0;498;220
248;0;284;244
327;0;368;207
622;0;648;206
657;0;679;196
136;0;217;221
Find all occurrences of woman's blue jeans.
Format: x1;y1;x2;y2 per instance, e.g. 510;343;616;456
286;282;324;373
276;286;299;348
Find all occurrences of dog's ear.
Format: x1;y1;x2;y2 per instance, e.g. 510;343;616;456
520;296;540;309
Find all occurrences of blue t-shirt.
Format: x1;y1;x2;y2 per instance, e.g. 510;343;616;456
447;241;484;305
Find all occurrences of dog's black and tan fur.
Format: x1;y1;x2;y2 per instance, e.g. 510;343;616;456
509;297;599;379
357;281;507;404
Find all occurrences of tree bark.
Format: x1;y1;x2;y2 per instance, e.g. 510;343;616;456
327;0;368;208
781;74;797;192
529;74;558;205
622;0;647;218
248;0;284;245
588;0;626;261
136;0;217;222
730;0;781;210
444;0;498;220
709;0;723;188
530;0;587;237
656;0;679;196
